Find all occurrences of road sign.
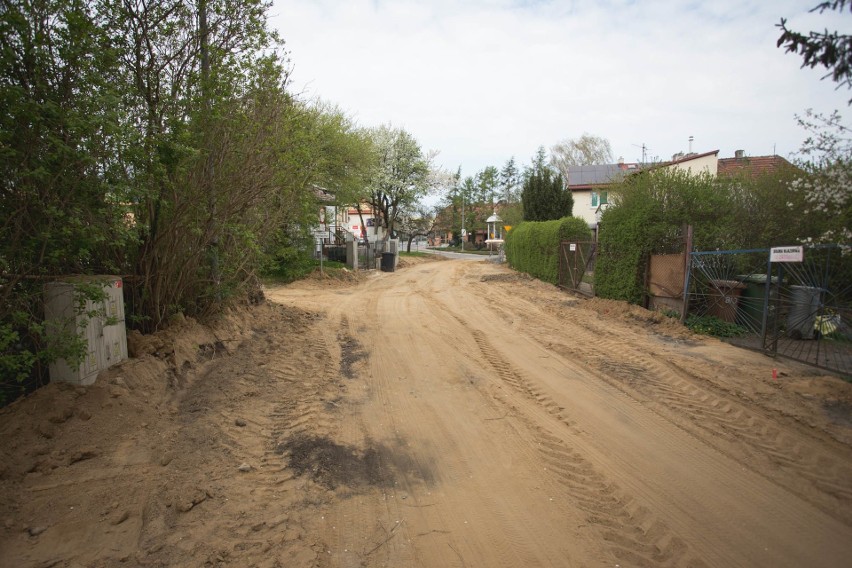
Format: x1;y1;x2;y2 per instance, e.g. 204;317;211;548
770;246;803;262
312;224;329;239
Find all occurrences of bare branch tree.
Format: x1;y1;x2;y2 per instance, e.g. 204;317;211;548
550;133;614;183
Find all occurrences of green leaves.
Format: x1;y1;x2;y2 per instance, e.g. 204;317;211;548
521;167;573;222
777;2;852;102
364;125;432;239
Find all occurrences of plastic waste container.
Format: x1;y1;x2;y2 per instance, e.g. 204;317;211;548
381;252;395;272
707;279;746;323
735;274;777;332
786;285;821;339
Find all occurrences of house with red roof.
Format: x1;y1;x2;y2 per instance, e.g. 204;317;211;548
567;150;794;232
717;151;797;178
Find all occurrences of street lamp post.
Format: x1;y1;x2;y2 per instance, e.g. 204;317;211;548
461;190;465;252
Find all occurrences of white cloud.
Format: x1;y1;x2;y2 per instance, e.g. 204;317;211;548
270;0;851;175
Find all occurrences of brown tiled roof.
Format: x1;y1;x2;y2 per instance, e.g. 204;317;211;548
717;155;797;178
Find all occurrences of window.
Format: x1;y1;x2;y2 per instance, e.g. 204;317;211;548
591;191;608;208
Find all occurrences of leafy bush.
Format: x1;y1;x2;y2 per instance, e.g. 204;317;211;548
505;217;591;284
685;314;747;337
595;165;815;306
0;0;378;401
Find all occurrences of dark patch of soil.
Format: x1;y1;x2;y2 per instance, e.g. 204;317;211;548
275;435;434;490
339;333;368;380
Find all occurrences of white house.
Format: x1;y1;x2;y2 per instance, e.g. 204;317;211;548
337;204;387;242
567;161;641;228
664;150;719;176
567;151;721;231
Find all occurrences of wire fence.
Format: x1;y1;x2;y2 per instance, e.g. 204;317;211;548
686;244;852;376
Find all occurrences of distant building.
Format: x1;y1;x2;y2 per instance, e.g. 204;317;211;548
567;149;794;233
567;161;641;228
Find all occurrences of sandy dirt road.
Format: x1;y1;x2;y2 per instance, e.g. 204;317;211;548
1;257;851;567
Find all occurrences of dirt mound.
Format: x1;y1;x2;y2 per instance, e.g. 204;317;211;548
582;296;696;339
301;266;366;286
396;254;442;269
479;272;533;283
0;302;314;567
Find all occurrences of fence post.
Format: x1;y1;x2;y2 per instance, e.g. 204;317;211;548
759;252;773;350
680;225;694;323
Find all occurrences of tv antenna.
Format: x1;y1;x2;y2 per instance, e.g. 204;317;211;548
632;143;650;164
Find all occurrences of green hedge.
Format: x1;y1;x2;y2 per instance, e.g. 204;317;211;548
594;200;655;303
505;217;591;284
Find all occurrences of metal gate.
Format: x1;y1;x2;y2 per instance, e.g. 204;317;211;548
763;244;852;375
558;241;596;296
686;244;852;376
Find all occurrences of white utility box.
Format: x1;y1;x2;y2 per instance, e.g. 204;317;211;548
44;276;128;385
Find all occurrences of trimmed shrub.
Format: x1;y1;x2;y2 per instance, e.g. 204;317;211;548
557;216;593;242
505;217;591;284
595;200;656;303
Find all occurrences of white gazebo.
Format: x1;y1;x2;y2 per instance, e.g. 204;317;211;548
485;210;504;254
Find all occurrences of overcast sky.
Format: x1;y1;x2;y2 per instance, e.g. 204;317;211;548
269;0;851;179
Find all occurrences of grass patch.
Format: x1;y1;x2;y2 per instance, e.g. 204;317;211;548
399;251;429;258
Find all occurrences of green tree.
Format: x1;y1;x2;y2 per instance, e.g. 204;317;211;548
365;125;434;240
461;176;478;239
500;157;521;203
550;133;614;183
0;0;381;399
787;109;852;243
520;156;573;221
524;146;550;180
397;204;438;252
776;3;852;243
0;0;133;399
476;166;500;205
777;1;852;102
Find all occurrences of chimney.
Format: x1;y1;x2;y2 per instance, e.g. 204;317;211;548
688;135;694;154
735;149;745;160
617;156;624;165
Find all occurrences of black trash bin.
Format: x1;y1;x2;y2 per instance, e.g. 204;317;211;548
381;252;395;272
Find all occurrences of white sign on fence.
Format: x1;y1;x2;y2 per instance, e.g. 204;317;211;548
569;243;577;251
770;245;804;263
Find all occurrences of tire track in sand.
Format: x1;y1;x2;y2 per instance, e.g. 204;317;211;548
448;311;706;567
474;278;852;527
540;324;852;527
